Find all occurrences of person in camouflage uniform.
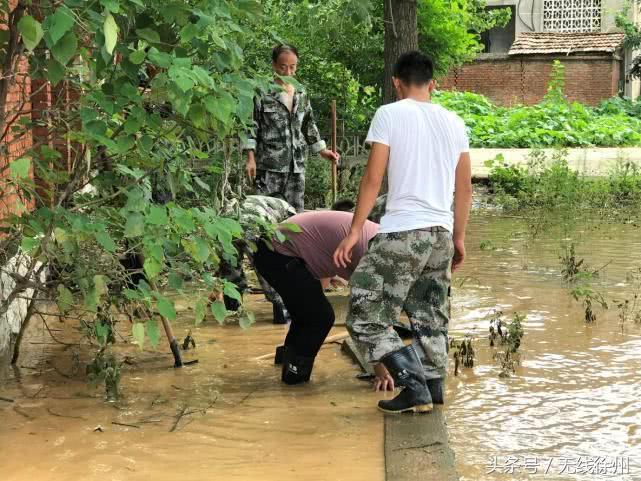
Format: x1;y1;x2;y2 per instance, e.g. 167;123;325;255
242;44;339;212
334;52;472;414
222;195;296;323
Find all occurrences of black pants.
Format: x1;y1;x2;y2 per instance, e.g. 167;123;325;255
252;241;335;357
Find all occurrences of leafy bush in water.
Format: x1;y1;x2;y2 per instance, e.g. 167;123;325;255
432;92;641;148
486;150;641;210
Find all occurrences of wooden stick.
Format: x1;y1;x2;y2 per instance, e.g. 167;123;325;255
251;331;350;361
331;99;338;204
149;280;183;368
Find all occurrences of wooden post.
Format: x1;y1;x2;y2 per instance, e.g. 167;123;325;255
149;279;183;368
331;99;338;204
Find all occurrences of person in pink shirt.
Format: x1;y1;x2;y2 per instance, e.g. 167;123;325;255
253;210;378;385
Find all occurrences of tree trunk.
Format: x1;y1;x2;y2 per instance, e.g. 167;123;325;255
383;0;419;104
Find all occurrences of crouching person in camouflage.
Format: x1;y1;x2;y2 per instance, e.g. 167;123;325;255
334;52;472;414
223;194;296;323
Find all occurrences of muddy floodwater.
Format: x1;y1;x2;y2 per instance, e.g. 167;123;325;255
1;211;640;481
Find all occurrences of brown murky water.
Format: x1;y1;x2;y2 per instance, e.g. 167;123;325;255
447;212;641;481
1;211;640;480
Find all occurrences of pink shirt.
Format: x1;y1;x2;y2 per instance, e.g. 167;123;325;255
273;211;379;280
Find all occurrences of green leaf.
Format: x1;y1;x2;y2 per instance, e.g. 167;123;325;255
203;92;236;124
20;237;39;253
147;205;168;225
57;285;74;314
132;322;145;349
47;6;75;45
168;272;183;290
180;23;199;42
239;310;255;330
104;12;118;55
51;30;77;65
168;66;195;93
46;59;65;86
193;176;210;192
84;119;107;136
146;318;160;349
95;231;116;252
156;296;176;320
192;237;210;263
129;49;146;64
136;28;160;44
194;298;207;326
84;287;98;312
94;274;108;299
223;281;242;302
124;212;144;237
210;300;227;324
280;222;302;233
9;157;30;179
147;48;172;68
100;0;120;13
143;257;162;279
17;16;44;51
95;321;110;346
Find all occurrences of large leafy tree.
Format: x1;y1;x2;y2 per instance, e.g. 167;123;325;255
617;1;641;80
1;0;273;386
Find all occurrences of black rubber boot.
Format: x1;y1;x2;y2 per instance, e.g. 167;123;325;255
426;378;444;404
281;347;315;385
274;345;284;365
378;345;433;414
272;303;289;324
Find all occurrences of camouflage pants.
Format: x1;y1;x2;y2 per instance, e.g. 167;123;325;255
255;170;305;213
346;229;453;380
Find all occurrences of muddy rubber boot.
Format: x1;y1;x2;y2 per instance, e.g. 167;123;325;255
274;345;284;365
272;303;289;324
426;378;444;405
281;347;315;385
378;345;433;414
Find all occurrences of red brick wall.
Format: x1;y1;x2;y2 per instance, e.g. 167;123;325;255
439;54;621;106
1;0;34;221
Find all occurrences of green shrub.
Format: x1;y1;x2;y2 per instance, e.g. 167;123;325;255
432;91;641;148
487;149;641;211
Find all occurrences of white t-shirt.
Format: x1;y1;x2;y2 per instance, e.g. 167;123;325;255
365;98;469;234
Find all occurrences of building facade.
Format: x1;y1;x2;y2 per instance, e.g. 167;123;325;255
440;0;641;104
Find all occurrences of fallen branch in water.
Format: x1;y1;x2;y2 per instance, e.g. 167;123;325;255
169;397;218;432
169;406;188;433
47;407;86;420
112;421;140;429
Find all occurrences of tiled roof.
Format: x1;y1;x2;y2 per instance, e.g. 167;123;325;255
508;32;626;55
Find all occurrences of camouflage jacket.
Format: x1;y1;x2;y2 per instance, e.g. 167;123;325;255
241;87;326;173
239;195;296;225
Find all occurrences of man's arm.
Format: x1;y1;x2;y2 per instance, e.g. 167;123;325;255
302;98;340;163
452;152;472;271
333;142;389;268
242;96;262;179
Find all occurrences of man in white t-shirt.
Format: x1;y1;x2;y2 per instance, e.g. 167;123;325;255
334;51;472;414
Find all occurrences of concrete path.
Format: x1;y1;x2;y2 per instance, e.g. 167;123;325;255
385;408;459;481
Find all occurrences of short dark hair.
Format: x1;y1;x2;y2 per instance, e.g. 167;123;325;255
331;199;355;212
392;51;434;86
272;44;299;62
